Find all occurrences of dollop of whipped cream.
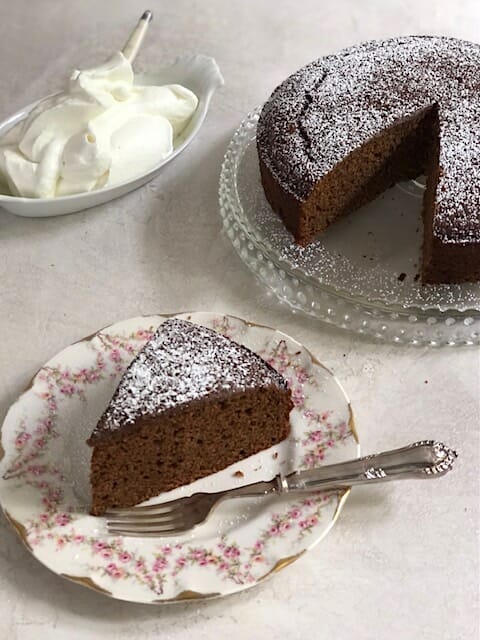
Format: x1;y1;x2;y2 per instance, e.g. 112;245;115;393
0;52;198;198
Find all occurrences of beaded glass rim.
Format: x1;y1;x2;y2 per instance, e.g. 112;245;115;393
219;109;480;347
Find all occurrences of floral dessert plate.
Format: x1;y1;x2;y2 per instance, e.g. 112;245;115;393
0;312;358;603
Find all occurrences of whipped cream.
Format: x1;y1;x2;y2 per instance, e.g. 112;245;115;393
0;52;198;198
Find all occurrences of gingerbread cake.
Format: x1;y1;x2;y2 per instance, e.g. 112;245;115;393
87;318;293;516
256;36;480;284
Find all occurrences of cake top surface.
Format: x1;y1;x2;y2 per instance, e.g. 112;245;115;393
257;36;480;244
89;318;287;443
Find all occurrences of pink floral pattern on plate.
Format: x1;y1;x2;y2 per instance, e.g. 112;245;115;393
0;312;358;603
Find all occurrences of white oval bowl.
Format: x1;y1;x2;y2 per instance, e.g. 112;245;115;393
0;54;224;217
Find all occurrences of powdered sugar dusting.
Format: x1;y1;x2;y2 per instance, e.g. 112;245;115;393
89;318;287;441
257;36;480;244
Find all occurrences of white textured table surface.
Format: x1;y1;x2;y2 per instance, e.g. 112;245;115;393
1;1;479;638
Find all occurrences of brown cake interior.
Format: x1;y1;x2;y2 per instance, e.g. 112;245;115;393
260;106;449;282
90;387;291;516
301;108;435;242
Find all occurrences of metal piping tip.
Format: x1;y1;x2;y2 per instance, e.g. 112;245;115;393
141;10;153;23
122;10;154;64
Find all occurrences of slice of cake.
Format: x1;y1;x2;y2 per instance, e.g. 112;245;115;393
87;318;293;516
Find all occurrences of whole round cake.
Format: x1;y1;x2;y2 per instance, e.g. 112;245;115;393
256;36;480;284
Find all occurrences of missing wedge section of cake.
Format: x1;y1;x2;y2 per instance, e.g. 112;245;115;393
87;318;293;516
256;36;480;284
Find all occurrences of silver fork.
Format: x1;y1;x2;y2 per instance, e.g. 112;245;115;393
105;440;457;537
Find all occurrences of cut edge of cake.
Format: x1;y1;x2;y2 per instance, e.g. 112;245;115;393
87;318;293;516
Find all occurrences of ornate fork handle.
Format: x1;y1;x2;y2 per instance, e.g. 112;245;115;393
105;441;457;537
281;440;457;493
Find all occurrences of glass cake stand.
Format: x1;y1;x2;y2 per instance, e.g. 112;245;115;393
219;108;480;347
